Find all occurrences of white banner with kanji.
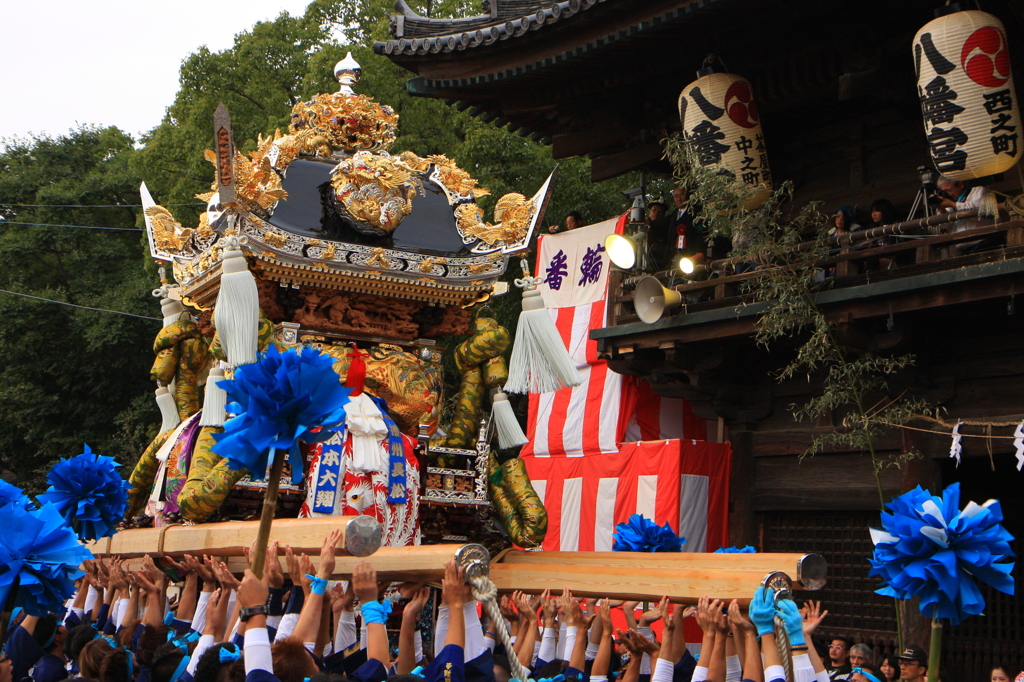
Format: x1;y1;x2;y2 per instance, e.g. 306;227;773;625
537;218;618;309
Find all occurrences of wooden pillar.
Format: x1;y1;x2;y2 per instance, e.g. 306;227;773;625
728;428;756;548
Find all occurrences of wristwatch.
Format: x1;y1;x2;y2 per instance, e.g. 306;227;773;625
238;605;269;622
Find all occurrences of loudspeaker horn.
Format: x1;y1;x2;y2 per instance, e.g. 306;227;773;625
634;276;682;324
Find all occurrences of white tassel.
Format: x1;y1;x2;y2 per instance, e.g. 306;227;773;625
978;191;999;219
199;367;227;427
214;237;259;367
505;288;581;394
490;390;528;449
155;386;180;433
160;297;185;327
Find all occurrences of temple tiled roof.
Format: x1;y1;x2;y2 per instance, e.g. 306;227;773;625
376;0;607;56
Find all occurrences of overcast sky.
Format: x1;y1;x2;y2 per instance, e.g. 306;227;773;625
0;0;313;144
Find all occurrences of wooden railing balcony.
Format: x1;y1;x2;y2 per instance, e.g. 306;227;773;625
594;210;1024;355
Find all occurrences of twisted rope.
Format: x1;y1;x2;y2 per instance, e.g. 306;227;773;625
773;614;793;682
469;575;532;682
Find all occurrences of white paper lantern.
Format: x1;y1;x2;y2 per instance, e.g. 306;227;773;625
678;71;772;209
913;8;1021;180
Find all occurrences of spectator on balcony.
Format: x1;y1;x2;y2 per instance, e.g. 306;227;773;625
861;198;900;269
646;199;673;270
849;644;874;668
547;211;584;234
828;206;862;237
897;646;928;682
932;176;986;213
828;637;854;681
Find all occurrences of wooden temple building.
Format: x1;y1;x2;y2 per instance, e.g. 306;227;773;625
376;0;1024;678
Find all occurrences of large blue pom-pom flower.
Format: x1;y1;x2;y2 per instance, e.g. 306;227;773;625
213;345;350;483
38;445;130;542
613;513;686;552
0;501;93;615
0;479;34;511
868;483;1015;625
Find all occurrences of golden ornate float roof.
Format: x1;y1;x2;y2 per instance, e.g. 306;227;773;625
141;53;556;310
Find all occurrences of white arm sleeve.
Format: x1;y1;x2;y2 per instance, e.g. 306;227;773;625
464;602;486;661
414;630;424;664
637;626;653;675
84;586;99;615
555;622;568;661
562;626;578;662
653;658;677;682
192;592;211;635
244;627;274;674
727;654;742;682
538;627;557;663
274;613;299;642
434;606;450;658
693;666;710;682
335;611;357;652
793;654;816;682
116;599;131;628
187;634;216;676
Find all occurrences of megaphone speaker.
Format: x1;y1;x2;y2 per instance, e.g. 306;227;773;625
634;276;682;324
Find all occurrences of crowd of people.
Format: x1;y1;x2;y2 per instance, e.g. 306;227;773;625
2;535;1020;682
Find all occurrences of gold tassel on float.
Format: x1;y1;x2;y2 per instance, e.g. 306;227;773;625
199;366;228;427
214;234;259;367
505;259;581;395
155;386;180;434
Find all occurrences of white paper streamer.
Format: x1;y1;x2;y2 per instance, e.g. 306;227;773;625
1014;421;1024;471
949;421;964;467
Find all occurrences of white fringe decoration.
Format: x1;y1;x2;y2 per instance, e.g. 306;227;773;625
490;390;528;449
199;366;227;427
214;236;259;367
978;191;999;219
505;287;581;394
155;386;180;433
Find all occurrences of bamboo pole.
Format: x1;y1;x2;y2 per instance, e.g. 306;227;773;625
926;615;942;682
249;449;286;578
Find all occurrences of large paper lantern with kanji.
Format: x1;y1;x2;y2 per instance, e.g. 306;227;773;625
678;68;772;209
914;7;1021;180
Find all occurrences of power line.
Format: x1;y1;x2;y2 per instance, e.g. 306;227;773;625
0;221;144;232
1;202;205;208
0;289;161;321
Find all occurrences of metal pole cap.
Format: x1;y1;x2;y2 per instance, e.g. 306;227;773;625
455;544;491;579
344;516;383;557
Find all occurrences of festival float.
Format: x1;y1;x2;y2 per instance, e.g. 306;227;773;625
69;55;825;605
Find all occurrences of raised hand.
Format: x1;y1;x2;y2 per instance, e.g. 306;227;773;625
728;599;755;635
540;589;557;626
801;600;828;636
319;528;343;579
406;585;430;616
442;559;467;610
264;542;284;589
237;569;269;609
212;560;241;592
352;562;379;605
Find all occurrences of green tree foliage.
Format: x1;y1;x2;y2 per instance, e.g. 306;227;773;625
0;126;159;491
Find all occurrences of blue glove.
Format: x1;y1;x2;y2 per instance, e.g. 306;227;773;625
748;586;776;636
776;599;806;646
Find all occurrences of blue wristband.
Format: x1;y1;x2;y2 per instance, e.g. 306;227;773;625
360;599;393;624
305;574;328;596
